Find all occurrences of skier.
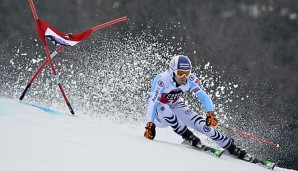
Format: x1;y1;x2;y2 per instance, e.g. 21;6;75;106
144;55;251;161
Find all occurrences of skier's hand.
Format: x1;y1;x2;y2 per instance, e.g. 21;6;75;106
206;111;218;127
144;122;156;140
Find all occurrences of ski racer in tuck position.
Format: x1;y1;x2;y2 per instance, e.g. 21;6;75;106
144;55;251;160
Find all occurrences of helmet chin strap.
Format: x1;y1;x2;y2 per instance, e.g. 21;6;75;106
172;72;178;86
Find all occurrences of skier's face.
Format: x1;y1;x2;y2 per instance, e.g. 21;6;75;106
174;74;187;85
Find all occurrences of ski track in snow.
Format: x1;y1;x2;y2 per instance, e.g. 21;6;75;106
0;97;295;171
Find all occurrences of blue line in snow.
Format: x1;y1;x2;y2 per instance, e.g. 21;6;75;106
21;102;60;115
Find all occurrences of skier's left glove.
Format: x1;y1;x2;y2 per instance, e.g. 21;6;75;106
206;111;218;127
144;122;156;140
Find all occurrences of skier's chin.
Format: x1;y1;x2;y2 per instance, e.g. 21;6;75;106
177;79;186;85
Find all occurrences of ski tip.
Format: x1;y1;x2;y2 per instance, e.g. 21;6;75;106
218;150;225;158
271;160;278;170
254;158;278;170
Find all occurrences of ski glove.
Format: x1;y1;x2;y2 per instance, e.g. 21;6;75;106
206;111;218;127
144;122;156;140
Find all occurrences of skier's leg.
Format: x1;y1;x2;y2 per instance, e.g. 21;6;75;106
154;104;187;134
172;102;252;160
172;102;231;148
154;104;202;147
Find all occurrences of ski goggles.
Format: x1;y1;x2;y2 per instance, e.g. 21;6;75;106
174;69;191;78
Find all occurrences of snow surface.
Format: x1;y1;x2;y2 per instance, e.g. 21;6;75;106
0;97;295;171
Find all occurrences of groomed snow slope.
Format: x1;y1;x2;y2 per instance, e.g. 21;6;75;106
0;97;294;171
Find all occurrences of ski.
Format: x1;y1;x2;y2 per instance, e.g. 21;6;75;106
229;154;277;170
250;157;277;170
182;140;277;169
181;140;224;158
225;151;277;170
202;145;225;158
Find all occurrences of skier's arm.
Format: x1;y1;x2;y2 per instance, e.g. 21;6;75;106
188;74;219;126
188;75;214;112
145;75;165;140
145;75;165;123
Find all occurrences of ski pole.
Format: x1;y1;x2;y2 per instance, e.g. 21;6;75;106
219;124;280;148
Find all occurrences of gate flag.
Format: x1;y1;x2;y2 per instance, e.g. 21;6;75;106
36;19;92;46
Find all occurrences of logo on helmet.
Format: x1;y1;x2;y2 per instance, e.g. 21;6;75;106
178;63;190;69
169;55;192;71
177;56;191;70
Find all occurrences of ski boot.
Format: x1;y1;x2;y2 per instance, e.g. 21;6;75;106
226;141;252;161
181;129;203;149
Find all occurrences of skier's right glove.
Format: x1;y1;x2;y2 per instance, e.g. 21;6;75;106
144;122;156;140
206;111;218;127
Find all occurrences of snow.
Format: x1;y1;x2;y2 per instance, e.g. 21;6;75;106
0;97;295;171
